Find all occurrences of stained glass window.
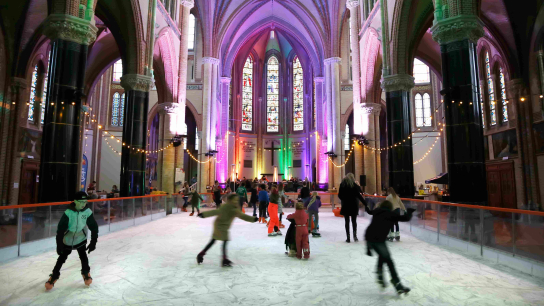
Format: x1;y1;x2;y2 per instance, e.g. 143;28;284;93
266;55;279;132
111;92;120;126
344;124;350;150
120;93;125;126
242;56;253;131
500;67;508;122
415;94;423;127
480;84;485;127
188;14;195;50
195;127;199;150
41;51;50;125
413;59;430;84
28;65;38;122
112;60;123;82
485;52;496;126
423;93;431;127
293;56;304;131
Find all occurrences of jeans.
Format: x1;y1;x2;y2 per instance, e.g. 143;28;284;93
182;196;189;208
259;201;268;218
367;242;399;283
250;202;257;216
308;211;319;232
52;246;89;278
391;208;400;233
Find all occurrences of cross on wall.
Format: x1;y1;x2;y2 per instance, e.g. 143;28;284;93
265;140;282;166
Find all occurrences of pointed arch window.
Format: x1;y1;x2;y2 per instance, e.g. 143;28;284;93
188;14;196;50
242;56;253;131
41;52;50;125
112;60;123;83
293;56;304;131
499;67;508;122
195;127;199;150
344;124;350;150
413;59;430;84
28;65;39;122
480;84;485;127
485;52;496;126
266;55;279;132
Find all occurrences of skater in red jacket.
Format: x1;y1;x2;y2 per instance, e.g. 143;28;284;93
286;202;310;259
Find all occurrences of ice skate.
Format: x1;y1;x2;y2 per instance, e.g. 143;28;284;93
268;232;278;237
387;232;394;242
392;281;410;295
44;274;58;291
395;231;400;241
189;212;194;216
376;270;386;289
196;252;205;264
353;230;358;242
82;273;93;286
222;258;233;267
275;230;282;236
311;230;321;237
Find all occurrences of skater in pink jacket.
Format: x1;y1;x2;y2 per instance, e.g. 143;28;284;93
286;202;310;259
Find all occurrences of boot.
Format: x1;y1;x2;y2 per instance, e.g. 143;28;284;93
82;273;93;286
392;280;410;295
395;231;400;241
353;230;358;242
45;274;59;291
387;232;394;242
189;212;194;216
222;258;233;267
376;270;386;289
182;207;188;212
345;231;351;243
197;252;205;264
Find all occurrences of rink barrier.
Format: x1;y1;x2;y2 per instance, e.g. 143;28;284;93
0;194;169;262
357;194;544;279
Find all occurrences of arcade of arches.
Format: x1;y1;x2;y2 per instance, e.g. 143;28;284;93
0;0;544;210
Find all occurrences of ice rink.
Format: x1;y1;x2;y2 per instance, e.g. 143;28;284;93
1;209;544;306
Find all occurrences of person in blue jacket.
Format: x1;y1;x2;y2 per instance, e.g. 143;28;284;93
45;191;99;290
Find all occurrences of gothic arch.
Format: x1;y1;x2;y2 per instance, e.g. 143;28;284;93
153;27;178;103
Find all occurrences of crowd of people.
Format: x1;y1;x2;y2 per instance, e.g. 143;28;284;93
44;174;414;295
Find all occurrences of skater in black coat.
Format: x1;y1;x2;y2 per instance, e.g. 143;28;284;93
338;173;367;243
365;200;415;294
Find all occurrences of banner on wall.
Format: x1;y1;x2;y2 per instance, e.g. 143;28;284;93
81;155;88;191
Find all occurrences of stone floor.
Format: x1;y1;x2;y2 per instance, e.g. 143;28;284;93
1;209;544;306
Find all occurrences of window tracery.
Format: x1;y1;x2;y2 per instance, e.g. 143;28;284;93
242;56;253;131
293;56;304;131
266;55;279;132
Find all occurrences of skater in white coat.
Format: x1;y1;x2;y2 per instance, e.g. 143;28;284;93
384;187;407;241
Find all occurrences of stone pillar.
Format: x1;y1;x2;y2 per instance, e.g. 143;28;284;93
209;61;219;184
324;58;343;188
158;102;182;194
39;14;97;202
382;74;415;198
176;0;194;134
347;0;362;134
199;57;219;192
314;77;327;187
7;78;26;205
431;15;487;203
360;103;381;194
120;74;153;196
374;108;382;193
219;77;231;182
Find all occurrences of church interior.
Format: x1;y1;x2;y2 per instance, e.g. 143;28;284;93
2;0;544;304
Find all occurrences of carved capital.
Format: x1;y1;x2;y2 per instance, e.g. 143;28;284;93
346;0;360;9
180;0;194;8
220;77;231;84
121;74;153;92
314;77;325;83
381;74;415;92
43;14;98;45
324;57;342;65
202;57;220;65
360;103;382;115
430;15;484;45
158;102;183;115
11;77;27;89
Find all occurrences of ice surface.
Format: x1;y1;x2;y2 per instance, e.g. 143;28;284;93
1;209;544;305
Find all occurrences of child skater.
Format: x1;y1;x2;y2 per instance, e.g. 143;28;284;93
197;194;258;266
257;184;269;223
189;190;203;216
365;201;415;295
385;187;406;241
45;192;98;290
267;187;282;236
286;202;310;259
304;191;322;236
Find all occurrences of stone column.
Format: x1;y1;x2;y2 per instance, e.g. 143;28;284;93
158;102;182;194
431;15;487;203
176;0;194;134
219;77;231;182
347;0;362;134
120;74;153;196
209;61;219;184
331;58;343;187
314;77;327;187
39;14;97;202
199;57;218;192
360;103;381;194
382;74;415;197
374;108;382;193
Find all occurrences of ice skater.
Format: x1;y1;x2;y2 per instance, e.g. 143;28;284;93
44;192;98;290
197;194;258;267
257;184;269;223
365;200;415;295
304;191;322;236
384;187;406;241
286;202;310;259
189;190;203;216
267;187;282;237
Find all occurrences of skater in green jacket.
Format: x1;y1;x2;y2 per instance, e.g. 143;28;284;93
189;190;203;216
45;191;99;290
197;193;258;267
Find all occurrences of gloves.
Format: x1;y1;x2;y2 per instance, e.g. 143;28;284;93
253;217;259;222
197;213;204;218
86;241;96;254
57;245;64;256
407;208;416;214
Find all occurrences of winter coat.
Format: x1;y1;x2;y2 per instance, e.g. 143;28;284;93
284;218;297;252
249;188;259;203
201;200;256;241
338;183;367;216
56;203;99;249
304;196;322;213
270;192;280;205
385;195;406;211
299;186;310;200
190;192;203;208
278;190;286;213
236;186;248;202
287;210;309;226
364;207;414;242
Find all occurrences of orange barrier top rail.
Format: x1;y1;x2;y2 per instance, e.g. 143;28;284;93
0;194;167;210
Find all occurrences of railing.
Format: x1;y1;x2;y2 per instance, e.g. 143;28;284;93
0;194;167;260
336;194;544;264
